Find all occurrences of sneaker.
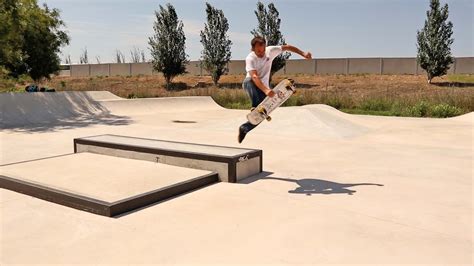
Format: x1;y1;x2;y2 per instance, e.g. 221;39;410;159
238;126;247;143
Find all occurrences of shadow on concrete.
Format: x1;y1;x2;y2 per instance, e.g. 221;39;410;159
240;171;384;195
114;171;384;217
1;114;132;133
172;120;197;123
1;92;132;133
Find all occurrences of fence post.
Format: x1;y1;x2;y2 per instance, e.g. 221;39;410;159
345;58;349;75
380;58;383;75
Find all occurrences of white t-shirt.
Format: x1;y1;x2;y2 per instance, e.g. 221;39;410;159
245;45;283;88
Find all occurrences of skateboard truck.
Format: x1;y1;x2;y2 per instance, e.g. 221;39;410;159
257;106;272;121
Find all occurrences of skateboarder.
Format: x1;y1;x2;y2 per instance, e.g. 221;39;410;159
238;36;312;143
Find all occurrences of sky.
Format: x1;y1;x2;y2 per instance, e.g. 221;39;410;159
39;0;473;64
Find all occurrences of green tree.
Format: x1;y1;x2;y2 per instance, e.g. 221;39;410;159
22;3;69;82
200;2;232;86
0;0;29;77
0;0;69;83
417;0;454;84
251;1;290;82
149;3;188;89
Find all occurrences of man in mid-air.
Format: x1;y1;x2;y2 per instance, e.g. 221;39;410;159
238;36;312;143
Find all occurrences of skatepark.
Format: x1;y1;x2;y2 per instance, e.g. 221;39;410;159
1;90;472;264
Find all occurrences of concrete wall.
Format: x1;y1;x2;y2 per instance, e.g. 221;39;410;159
316;59;347;74
58;70;70;76
186;61;202;76
131;63;153;75
286;59;316;74
348;58;381;74
382;58;417;74
227;60;246;75
65;57;474;77
90;64;110;76
454;57;474;74
70;65;90;77
110;64;130;76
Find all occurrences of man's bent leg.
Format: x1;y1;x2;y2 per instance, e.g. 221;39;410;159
238;78;267;143
240;78;266;134
243;77;266;108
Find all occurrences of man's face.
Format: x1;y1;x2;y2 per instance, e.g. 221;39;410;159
253;42;266;57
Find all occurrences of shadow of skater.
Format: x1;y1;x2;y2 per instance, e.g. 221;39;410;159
259;176;383;196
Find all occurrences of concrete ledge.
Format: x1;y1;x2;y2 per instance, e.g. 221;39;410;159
74;134;263;183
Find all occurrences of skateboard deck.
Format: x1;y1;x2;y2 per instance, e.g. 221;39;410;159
246;79;296;125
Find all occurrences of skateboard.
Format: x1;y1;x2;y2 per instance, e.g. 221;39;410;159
246;78;296;125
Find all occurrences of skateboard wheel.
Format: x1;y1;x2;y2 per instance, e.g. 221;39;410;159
266;116;272;121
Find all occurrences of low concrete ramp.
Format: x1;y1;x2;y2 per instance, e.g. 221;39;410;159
0;92;222;129
242;104;370;139
303;104;370;137
101;96;224;115
0;152;218;217
448;112;474;123
85;91;123;101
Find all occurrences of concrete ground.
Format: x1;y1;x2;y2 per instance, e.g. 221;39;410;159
0;91;472;265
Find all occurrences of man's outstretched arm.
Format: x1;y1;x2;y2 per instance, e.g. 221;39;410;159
282;45;312;59
249;70;275;97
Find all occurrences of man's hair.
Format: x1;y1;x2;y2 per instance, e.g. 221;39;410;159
251;36;266;49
